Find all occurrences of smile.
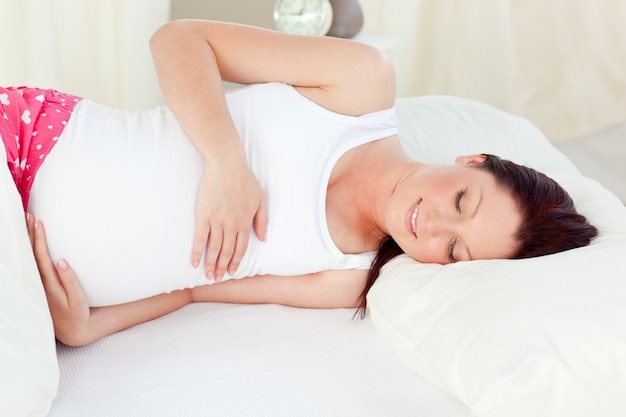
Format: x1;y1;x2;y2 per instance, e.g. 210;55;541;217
405;200;421;237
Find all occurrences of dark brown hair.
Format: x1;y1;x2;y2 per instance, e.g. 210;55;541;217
355;154;598;317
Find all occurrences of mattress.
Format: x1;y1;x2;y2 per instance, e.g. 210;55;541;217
48;303;474;417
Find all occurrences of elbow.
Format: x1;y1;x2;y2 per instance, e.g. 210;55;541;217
149;20;183;51
149;20;173;49
54;327;97;347
149;19;200;53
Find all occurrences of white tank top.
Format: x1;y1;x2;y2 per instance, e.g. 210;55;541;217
28;82;399;306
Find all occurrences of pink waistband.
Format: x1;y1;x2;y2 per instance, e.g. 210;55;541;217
1;86;82;210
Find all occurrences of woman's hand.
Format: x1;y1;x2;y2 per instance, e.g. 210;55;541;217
26;214;196;345
150;20;393;279
193;156;268;281
26;214;93;346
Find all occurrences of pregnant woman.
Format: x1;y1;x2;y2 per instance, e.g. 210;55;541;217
3;20;596;346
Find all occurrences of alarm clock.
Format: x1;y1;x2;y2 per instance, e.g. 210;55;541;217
273;0;334;36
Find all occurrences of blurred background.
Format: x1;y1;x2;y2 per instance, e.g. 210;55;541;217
1;0;624;201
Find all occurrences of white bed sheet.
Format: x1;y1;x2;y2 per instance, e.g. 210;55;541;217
41;93;625;417
48;303;474;417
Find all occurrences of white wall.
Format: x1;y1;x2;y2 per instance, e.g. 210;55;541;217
171;0;276;28
0;0;170;110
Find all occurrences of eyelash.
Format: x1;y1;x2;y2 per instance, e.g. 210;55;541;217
448;189;466;262
454;189;466;214
448;238;457;263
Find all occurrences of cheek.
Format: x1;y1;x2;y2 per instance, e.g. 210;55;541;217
421;173;462;199
402;238;445;264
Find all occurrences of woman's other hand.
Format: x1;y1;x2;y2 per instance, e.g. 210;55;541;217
26;214;93;346
192;155;268;281
150;20;393;278
26;214;195;345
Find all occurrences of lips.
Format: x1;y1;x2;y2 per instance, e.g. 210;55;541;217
405;200;421;237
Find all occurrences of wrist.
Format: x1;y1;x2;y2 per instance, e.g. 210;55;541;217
196;127;246;161
201;141;249;172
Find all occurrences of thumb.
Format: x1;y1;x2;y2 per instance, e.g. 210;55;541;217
253;194;269;241
55;259;88;309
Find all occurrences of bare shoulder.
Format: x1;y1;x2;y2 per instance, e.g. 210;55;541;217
294;41;396;116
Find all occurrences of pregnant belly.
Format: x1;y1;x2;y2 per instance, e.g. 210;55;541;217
28;100;211;306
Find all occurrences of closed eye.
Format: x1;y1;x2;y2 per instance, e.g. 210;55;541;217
448;238;457;263
448;189;466;262
454;189;466;214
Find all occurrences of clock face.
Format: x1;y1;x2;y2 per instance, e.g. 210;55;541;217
273;0;333;36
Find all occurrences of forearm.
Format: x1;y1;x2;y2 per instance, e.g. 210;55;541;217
75;289;192;346
149;20;241;160
65;270;365;346
191;271;367;309
149;19;396;141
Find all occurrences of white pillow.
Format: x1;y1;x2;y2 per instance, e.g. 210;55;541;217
0;142;58;416
368;96;626;417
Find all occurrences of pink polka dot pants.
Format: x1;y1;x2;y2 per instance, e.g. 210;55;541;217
1;86;82;209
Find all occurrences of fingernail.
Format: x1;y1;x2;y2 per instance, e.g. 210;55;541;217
35;221;40;229
192;260;199;268
58;259;68;270
26;213;31;222
206;271;213;280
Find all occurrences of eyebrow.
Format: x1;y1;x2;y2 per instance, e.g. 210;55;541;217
465;187;483;261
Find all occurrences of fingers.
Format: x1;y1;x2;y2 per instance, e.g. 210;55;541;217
191;168;267;281
32;220;58;285
195;225;249;281
203;226;223;280
191;222;210;269
31;220;69;307
25;212;35;248
31;220;90;342
55;258;88;311
212;230;235;281
208;199;267;279
228;231;248;276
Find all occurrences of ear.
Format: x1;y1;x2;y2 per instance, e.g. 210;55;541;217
454;154;488;166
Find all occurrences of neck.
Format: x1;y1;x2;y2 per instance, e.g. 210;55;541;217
328;136;419;253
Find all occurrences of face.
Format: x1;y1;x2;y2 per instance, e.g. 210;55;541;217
385;155;521;264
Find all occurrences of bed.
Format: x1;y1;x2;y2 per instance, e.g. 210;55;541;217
2;95;626;417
